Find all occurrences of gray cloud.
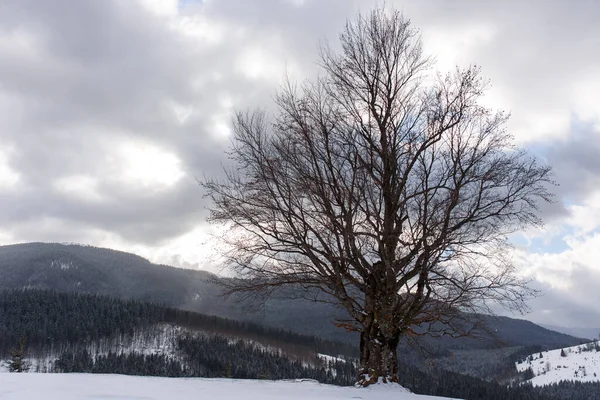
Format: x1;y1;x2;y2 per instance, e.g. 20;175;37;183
0;0;243;245
1;0;600;328
544;122;600;196
527;267;600;329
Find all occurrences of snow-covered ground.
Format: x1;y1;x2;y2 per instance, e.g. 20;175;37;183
0;373;460;400
515;341;600;386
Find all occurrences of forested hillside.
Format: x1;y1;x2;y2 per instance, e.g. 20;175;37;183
0;289;355;384
0;289;354;360
0;243;583;352
1;289;595;399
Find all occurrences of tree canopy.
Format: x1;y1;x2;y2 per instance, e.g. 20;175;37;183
204;8;554;386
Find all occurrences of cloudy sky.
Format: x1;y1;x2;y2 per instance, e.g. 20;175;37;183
1;0;599;329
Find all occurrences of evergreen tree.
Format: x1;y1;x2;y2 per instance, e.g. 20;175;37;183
5;337;30;372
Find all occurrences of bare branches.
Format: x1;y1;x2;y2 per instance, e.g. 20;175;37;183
202;7;554;385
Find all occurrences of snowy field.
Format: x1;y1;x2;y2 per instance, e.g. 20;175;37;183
516;342;600;387
0;373;459;400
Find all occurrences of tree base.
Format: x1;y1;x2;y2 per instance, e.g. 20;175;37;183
355;371;400;387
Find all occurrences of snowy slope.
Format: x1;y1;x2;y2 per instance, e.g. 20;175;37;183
515;341;600;386
0;373;460;400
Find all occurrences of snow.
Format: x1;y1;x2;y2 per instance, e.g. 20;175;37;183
50;260;76;270
317;353;347;363
0;373;461;400
316;353;350;378
515;341;600;387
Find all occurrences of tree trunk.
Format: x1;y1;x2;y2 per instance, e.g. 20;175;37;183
356;321;401;386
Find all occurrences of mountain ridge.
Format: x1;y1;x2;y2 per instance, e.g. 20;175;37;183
540;324;600;341
0;242;585;355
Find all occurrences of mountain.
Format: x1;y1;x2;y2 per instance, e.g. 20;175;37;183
540;324;600;341
0;242;219;309
0;242;585;354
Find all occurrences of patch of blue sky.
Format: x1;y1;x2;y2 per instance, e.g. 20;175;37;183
179;0;203;10
509;229;572;254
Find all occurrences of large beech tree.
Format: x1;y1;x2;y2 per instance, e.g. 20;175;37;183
204;9;553;386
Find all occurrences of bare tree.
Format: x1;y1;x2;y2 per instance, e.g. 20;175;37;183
203;8;553;386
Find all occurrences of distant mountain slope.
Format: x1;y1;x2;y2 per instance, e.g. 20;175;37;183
541;324;599;341
483;316;585;349
0;242;584;354
0;242;230;313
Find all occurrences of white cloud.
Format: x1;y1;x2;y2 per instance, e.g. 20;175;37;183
177;14;226;45
516;231;600;325
572;72;600;127
166;99;194;125
138;0;179;19
236;42;290;81
0;229;14;244
108;140;185;190
54;175;104;203
421;23;498;73
565;191;600;237
511;187;600;325
0;147;20;189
